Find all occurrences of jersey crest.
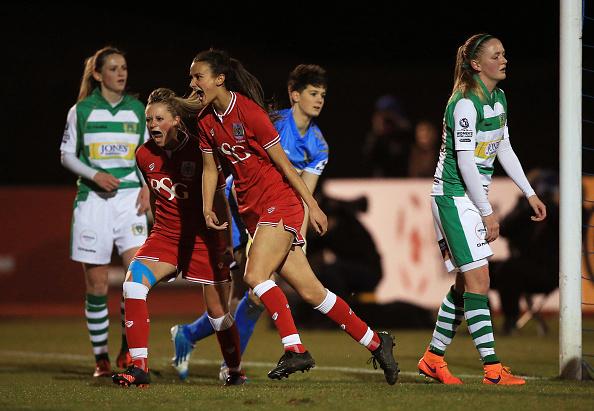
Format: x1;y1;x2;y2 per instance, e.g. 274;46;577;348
498;113;506;127
124;123;138;134
233;123;245;140
181;161;196;178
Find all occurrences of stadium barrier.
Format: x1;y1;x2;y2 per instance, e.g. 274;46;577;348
1;180;592;316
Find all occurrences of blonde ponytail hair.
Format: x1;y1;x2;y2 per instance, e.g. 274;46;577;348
450;34;494;103
147;88;205;132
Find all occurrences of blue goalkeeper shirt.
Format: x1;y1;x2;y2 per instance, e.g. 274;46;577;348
274;108;329;176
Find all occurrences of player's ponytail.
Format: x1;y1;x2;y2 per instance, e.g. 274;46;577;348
450;34;493;103
147;87;205;132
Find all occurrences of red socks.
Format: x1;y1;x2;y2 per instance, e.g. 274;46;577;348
123;282;150;372
214;322;242;370
316;290;381;351
124;297;150;371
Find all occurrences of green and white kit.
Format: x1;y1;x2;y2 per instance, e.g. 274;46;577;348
431;77;508;271
61;88;149;264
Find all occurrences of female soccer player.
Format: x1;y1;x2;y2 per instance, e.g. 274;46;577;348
112;88;245;387
192;49;399;385
417;34;546;385
60;47;150;377
171;64;330;382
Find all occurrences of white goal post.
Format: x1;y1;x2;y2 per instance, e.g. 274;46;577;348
559;0;583;380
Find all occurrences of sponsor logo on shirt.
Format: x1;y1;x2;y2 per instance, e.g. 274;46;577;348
456;130;473;141
484;141;500;156
210;129;215;137
149;163;155;171
62;122;71;144
181;161;196;178
459;118;469;128
268;206;275;214
89;142;136;160
475;139;501;159
150;177;189;200
219;143;251;164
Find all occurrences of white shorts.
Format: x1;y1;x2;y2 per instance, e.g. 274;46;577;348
71;187;148;265
431;195;493;273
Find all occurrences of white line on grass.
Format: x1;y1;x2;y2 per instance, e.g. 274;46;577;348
0;350;543;380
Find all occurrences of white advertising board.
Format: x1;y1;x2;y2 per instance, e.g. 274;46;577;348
323;178;559;311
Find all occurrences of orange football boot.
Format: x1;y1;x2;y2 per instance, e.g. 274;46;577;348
483;363;526;385
418;348;463;384
93;359;111;377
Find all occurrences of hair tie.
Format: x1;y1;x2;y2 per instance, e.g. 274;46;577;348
464;34;492;69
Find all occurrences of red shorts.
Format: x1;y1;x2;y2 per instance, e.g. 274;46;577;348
240;200;305;246
134;231;230;285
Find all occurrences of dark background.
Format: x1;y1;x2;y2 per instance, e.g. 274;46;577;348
2;1;561;185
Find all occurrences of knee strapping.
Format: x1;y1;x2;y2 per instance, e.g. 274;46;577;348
128;260;157;287
123;281;149;300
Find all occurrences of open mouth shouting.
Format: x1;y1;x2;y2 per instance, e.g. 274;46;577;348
150;129;164;143
193;89;205;103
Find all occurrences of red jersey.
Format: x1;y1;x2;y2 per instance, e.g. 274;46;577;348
136;132;226;248
197;92;302;233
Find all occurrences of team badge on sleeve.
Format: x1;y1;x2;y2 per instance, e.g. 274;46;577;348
459;118;469;128
233;123;245;139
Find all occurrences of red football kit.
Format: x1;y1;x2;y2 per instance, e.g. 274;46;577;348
196;93;385;365
135;132;230;284
197;92;304;244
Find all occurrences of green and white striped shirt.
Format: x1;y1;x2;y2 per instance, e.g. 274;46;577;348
431;76;508;197
61;88;149;201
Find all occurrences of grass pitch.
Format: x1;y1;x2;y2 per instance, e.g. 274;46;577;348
1;313;593;410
